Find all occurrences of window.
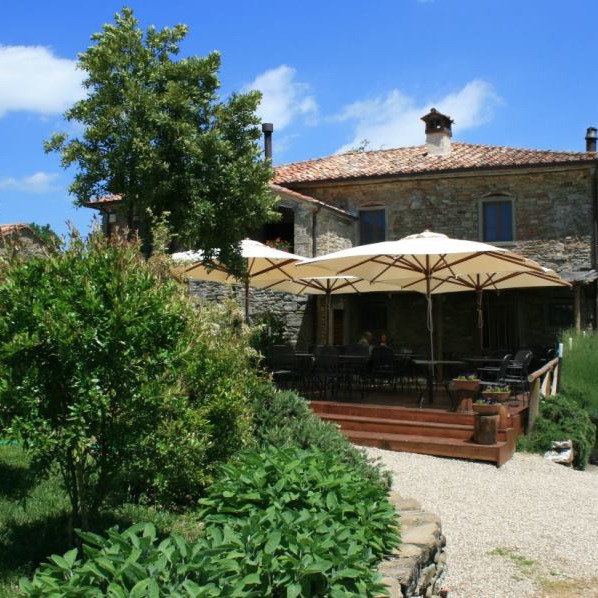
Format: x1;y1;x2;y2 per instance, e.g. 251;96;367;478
359;208;385;245
480;197;514;242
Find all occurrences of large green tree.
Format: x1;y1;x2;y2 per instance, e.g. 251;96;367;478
45;8;276;270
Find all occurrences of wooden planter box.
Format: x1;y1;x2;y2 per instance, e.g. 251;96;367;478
452;379;480;393
481;390;510;403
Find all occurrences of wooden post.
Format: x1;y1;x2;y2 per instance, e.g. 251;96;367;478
527;378;541;434
551;361;559;396
574;284;581;333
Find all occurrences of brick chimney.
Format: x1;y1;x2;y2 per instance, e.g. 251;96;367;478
421;108;453;156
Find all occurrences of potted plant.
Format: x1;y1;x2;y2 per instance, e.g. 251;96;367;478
452;374;480;393
472;399;502;415
481;385;511;403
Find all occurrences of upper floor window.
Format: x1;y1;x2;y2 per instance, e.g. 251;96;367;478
359;208;385;245
480;197;514;243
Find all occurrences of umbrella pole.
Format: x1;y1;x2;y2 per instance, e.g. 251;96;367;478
426;259;435;405
326;292;331;345
476;289;484;353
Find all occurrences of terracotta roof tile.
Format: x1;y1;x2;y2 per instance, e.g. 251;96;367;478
274;142;598;185
0;223;32;236
85;194;122;208
270;184;354;218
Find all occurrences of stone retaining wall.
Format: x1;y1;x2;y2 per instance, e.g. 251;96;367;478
380;492;447;598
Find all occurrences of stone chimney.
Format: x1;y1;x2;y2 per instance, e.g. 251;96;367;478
585;127;597;152
421;108;453;156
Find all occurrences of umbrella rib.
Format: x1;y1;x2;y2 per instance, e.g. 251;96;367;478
252;258;299;279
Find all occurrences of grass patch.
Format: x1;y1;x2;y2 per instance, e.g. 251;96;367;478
0;446;70;596
538;576;598;597
561;330;598;419
0;445;202;596
488;547;540;578
489;547;598;596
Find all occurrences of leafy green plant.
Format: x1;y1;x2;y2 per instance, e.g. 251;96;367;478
517;392;596;469
248;310;287;358
0;230;259;527
23;446;400;597
482;385;510;393
560;330;598;461
200;446;399;560
251;385;391;489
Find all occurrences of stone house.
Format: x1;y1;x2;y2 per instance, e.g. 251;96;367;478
87;111;597;356
269;110;596;356
0;224;47;258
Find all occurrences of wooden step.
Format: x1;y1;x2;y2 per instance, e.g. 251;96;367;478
310;400;478;426
320;412;512;443
343;429;509;465
319;412;475;440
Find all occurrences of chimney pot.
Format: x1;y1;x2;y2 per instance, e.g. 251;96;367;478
421;108;453;156
585;127;597;152
262;123;274;159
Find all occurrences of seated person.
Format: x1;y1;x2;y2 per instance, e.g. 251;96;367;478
358;330;373;353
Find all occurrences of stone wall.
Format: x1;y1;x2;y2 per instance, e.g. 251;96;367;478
380;492;447;598
315;208;354;256
188;279;313;347
291;166;595;273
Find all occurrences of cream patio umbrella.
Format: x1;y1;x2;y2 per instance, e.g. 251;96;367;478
172;239;327;320
397;265;570;351
298;230;552;396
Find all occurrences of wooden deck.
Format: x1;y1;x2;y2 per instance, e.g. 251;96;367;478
309;392;528;466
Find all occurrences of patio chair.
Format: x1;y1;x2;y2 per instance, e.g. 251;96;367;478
268;344;296;389
477;353;512;384
504;349;534;396
370;345;396;390
478;354;512;392
339;347;370;398
311;345;341;399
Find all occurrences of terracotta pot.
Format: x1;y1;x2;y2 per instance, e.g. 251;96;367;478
472;402;502;415
452;379;480;392
481;390;510;403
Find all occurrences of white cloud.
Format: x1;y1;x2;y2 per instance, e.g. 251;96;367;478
335;80;501;153
0;172;61;193
244;65;317;130
0;45;85;117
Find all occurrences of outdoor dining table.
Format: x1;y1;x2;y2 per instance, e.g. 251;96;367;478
413;359;466;407
462;356;504;366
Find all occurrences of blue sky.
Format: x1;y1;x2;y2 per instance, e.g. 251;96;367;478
1;0;597;236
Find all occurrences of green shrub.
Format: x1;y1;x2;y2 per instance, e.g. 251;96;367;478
248;310;287;357
517;392;596;469
561;329;598;420
251;385;391;489
0;231;259;525
24;446;400;597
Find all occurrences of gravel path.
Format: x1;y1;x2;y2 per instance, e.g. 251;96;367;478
364;449;598;598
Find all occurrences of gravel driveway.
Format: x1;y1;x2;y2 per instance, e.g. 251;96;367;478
364;449;598;598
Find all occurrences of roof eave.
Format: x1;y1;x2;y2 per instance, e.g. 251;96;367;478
275;157;598;188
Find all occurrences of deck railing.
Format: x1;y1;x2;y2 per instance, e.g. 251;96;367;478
526;356;560;433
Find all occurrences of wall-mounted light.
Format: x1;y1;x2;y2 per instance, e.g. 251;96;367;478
108;213;117;223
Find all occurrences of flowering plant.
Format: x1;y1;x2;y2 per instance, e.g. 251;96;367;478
265;237;291;252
